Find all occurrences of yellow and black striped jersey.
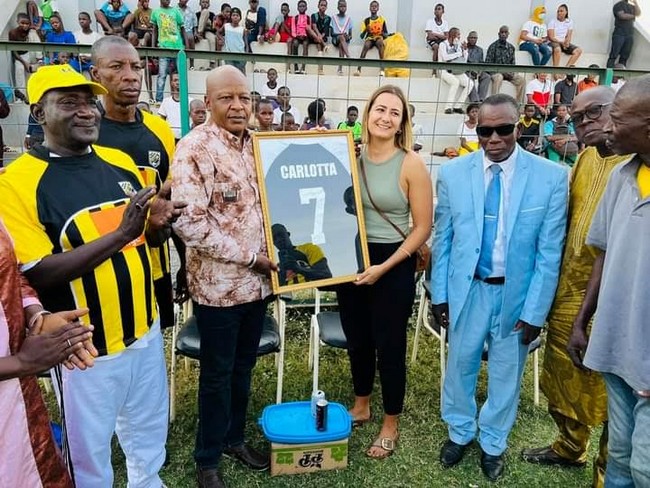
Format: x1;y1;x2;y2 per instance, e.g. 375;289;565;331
97;108;176;280
0;145;157;356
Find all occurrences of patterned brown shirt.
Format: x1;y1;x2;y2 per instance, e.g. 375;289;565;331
171;123;271;307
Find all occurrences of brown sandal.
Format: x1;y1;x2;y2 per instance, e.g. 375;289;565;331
366;433;399;459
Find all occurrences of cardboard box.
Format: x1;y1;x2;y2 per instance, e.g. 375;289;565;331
270;438;349;476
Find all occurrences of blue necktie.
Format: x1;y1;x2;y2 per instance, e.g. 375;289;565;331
477;164;502;279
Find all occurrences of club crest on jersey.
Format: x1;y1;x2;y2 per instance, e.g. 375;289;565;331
118;181;137;195
148;151;161;168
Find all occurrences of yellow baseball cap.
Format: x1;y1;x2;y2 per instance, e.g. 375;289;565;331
28;65;108;104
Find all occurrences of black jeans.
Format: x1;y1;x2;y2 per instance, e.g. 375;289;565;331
193;299;267;468
336;242;416;415
608;33;634;67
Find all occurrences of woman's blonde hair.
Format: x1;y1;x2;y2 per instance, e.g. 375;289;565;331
361;85;413;151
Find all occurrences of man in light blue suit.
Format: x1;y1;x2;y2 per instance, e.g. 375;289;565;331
431;94;568;481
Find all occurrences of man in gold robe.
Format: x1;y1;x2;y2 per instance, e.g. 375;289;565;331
521;86;632;488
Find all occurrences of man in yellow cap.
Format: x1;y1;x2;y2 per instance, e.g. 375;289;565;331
0;64;186;488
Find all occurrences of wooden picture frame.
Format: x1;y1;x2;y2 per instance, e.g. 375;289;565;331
253;130;370;294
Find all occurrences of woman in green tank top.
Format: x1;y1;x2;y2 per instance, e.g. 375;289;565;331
337;85;433;459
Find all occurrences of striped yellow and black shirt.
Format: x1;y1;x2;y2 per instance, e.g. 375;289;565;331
97;108;176;281
0;145;157;356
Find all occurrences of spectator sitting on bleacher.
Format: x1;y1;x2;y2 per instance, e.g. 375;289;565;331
71;12;103;74
244;0;268;52
280;111;299;131
425;3;448;64
337;105;362;142
9;13;36;104
213;2;231;53
95;0;131;37
301;99;329;129
197;0;217;66
290;0;312;74
331;0;352;76
544;104;578;165
310;0;331;75
36;0;59;37
224;7;247;74
439;27;473;115
45;14;76;64
485;25;525;102
124;0;153;46
269;3;292;68
519;6;551;66
271;2;290;40
355;0;387;77
547;4;582;67
554;73;577;107
577;65;600;93
517;103;541;153
466;31;490;103
256;98;275;131
273;86;302;126
457;102;480;155
526;72;553;119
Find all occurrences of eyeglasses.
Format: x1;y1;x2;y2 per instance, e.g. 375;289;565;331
569;103;611;125
476;124;516;137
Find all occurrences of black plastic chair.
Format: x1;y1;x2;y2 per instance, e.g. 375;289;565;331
175;314;280;360
169;301;282;422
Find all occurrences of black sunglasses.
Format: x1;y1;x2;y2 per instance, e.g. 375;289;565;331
476;124;516;137
569;103;611;125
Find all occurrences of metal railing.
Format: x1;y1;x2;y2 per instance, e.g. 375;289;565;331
0;40;639;169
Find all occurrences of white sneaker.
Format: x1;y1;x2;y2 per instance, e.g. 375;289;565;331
379;69;385;77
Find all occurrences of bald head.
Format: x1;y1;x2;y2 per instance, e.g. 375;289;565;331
617;74;650;105
205;65;251;136
571;86;616;149
206;65;250;95
572;85;615;110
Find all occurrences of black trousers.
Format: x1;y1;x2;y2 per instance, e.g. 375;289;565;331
193;299;267;468
336;242;416;415
607;33;634;67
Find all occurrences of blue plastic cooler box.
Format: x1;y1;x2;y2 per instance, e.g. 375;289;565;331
259;401;352;443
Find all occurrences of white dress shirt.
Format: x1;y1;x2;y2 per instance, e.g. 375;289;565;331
482;146;518;277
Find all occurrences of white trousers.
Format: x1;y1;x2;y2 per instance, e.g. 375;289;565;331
440;70;473;110
56;325;169;488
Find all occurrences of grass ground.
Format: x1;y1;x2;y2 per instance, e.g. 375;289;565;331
84;305;598;487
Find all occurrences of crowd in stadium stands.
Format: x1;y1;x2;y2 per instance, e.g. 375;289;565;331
0;0;640;165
